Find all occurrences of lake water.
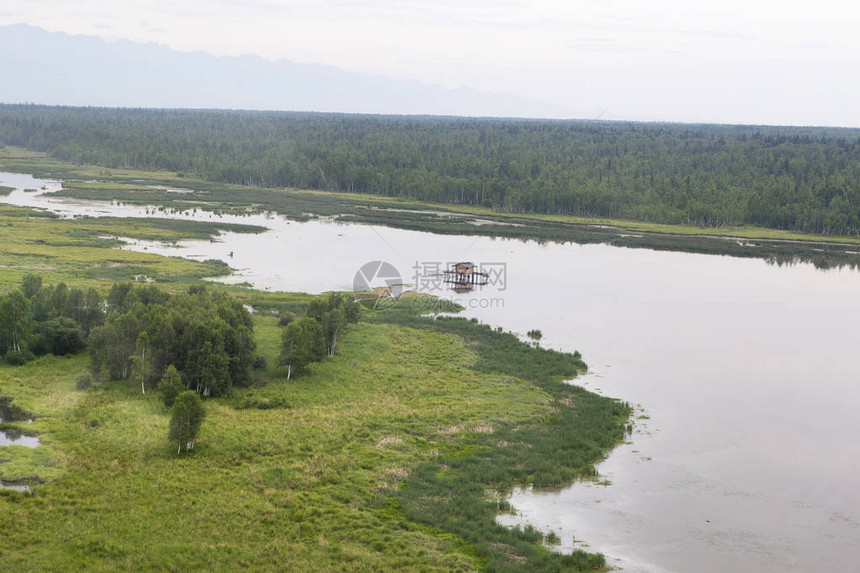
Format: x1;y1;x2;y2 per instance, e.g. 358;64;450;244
1;172;859;571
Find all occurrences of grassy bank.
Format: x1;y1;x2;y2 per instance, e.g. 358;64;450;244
0;298;628;571
0;206;265;291
368;307;629;571
3;146;860;269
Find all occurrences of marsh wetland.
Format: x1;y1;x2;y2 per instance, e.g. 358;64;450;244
1;167;858;571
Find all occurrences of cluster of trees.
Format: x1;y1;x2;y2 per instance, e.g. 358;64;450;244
279;292;360;378
0;274;104;365
0;275;258;399
0;277;258;453
88;284;256;396
3;105;860;235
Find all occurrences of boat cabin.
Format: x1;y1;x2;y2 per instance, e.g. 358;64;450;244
453;262;476;275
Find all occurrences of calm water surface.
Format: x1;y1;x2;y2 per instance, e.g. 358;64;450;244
0;394;39;448
0;428;39;448
2;172;858;571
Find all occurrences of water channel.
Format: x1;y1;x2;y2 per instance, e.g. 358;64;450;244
1;171;858;571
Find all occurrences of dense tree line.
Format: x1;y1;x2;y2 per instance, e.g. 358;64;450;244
89;283;256;396
2;105;860;234
0;276;257;398
0;274;104;364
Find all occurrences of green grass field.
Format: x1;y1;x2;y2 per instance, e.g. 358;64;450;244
0;323;486;570
0;308;627;571
0;206;265;291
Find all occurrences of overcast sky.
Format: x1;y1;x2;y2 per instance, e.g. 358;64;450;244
2;1;859;126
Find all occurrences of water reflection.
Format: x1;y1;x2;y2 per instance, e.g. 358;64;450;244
449;282;476;294
0;397;39;448
765;253;860;271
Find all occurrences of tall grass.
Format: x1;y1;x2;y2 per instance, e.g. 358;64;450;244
367;301;630;571
0;299;629;571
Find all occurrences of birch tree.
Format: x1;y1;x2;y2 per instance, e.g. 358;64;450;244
132;332;151;395
0;289;33;354
279;318;324;379
168;391;205;454
158;365;184;410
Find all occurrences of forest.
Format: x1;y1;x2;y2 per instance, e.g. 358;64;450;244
2;104;860;235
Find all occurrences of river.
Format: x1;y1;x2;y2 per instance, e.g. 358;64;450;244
1;171;858;571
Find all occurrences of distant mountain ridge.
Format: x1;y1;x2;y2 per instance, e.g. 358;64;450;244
0;24;578;119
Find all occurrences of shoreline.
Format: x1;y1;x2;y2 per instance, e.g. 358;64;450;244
3;146;860;270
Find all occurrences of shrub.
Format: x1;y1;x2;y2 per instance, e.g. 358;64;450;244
4;350;29;366
252;354;268;371
75;372;93;391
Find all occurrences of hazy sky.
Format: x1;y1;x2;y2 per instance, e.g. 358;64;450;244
2;1;859;126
